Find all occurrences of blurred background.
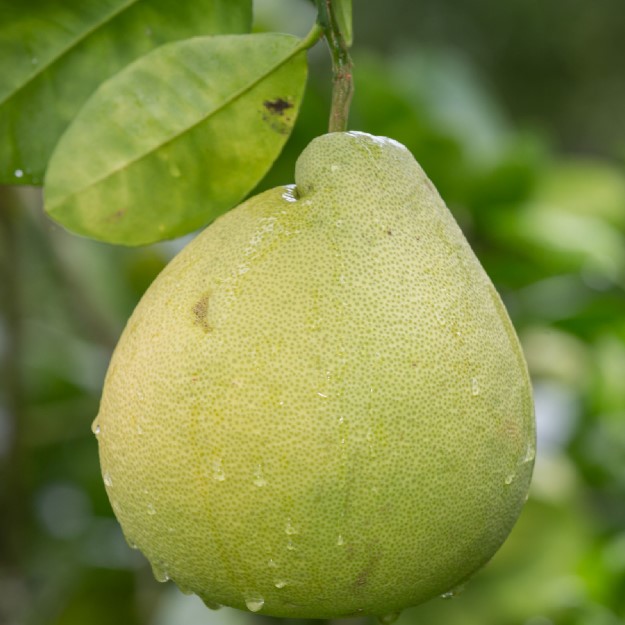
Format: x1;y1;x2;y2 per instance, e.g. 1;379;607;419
1;0;625;624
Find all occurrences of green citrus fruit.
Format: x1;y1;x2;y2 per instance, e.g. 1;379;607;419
94;131;535;619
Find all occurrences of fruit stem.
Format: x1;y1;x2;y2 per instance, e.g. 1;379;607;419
316;0;354;132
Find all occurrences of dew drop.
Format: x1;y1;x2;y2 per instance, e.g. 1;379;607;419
285;519;298;535
378;612;401;625
92;422;101;436
336;534;345;546
212;458;226;481
203;599;222;610
523;444;536;463
504;473;515;485
253;464;267;487
14;169;24;178
147;503;156;515
127;539;138;550
103;472;113;487
152;564;169;582
245;594;264;612
471;377;480;396
268;558;277;568
317;391;328;398
441;583;466;599
274;579;288;589
178;585;194;596
282;184;298;203
286;538;296;551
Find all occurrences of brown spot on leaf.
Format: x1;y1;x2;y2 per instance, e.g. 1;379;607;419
106;208;126;222
263;98;293;115
193;292;212;333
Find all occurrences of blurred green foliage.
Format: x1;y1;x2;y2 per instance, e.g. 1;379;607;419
1;1;625;624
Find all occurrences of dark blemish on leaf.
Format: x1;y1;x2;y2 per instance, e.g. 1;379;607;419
263;98;293;115
193;292;212;333
107;208;126;222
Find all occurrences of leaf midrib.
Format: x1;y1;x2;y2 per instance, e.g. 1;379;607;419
48;35;305;211
0;0;139;107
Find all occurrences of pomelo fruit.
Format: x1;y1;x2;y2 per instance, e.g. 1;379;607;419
94;131;535;618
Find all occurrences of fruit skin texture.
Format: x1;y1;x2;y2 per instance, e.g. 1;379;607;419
95;131;535;618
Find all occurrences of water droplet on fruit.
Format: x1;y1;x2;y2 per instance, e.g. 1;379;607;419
504;473;515;485
147;503;156;515
274;579;288;588
522;444;536;463
337;534;345;546
471;377;480;396
178;585;194;596
245;594;264;612
212;458;226;481
286;538;296;551
103;472;113;487
378;612;401;625
14;169;23;178
253;464;267;487
282;184;298;203
152;564;169;582
268;558;277;568
92;422;101;436
440;591;454;599
285;519;298;535
203;599;222;610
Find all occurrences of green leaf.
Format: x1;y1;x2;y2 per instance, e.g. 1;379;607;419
0;0;252;186
333;0;353;47
44;33;309;246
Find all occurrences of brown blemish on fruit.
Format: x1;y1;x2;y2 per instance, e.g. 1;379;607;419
193;292;212;333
